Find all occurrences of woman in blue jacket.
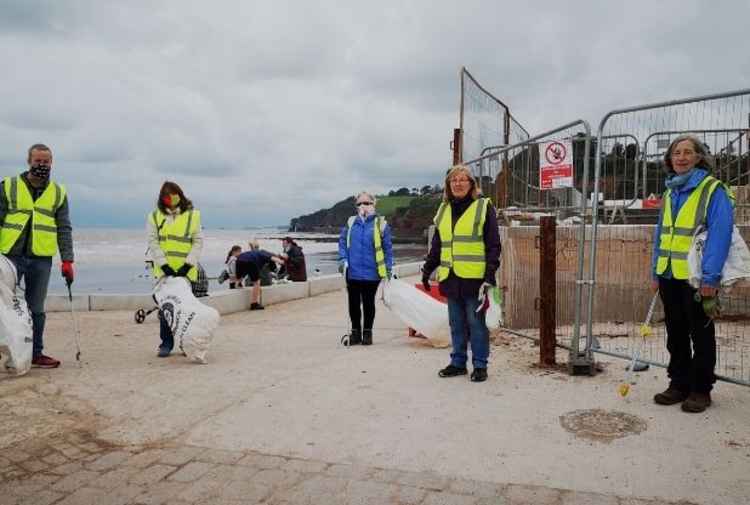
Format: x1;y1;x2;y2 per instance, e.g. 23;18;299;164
338;192;394;346
651;135;733;413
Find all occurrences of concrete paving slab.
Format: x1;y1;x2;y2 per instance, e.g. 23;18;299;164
1;282;748;504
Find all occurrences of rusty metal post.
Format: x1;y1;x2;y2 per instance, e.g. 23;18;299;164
539;216;556;366
452;128;462;165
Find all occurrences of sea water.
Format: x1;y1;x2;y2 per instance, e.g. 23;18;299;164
45;227;425;294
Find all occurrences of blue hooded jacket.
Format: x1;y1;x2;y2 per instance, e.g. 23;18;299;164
651;168;734;287
338;214;394;281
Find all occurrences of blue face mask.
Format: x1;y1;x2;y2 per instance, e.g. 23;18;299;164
665;167;697;190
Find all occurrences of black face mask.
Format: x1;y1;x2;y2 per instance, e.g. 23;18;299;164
30;164;51;180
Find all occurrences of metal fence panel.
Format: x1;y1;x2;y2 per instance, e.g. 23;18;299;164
589;89;750;386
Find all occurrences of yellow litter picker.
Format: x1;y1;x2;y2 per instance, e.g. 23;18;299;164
618;292;658;397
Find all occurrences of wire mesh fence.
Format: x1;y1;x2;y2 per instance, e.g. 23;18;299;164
586;89;750;386
459;67;530;199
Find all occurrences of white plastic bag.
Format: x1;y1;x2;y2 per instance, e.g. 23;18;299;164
484;286;504;330
688;227;750;290
382;279;450;347
0;255;33;376
153;277;220;363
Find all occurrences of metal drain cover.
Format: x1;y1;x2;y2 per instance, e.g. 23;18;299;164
560;409;647;442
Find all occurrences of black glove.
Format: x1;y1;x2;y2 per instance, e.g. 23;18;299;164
422;271;431;292
176;264;192;277
161;264;177;277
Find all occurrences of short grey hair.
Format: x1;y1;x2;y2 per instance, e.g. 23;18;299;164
27;143;52;162
355;191;377;205
664;134;715;173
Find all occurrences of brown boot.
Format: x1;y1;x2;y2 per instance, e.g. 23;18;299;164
653;387;689;405
681;392;712;413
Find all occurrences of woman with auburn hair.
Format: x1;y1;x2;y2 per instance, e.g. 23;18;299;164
421;165;501;382
147;181;203;357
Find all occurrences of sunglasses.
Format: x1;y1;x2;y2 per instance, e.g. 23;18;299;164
356;202;374;206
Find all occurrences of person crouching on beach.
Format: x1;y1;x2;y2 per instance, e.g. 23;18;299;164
236;245;285;310
421;165;500;382
337;191;393;346
147;181;203;358
224;245;242;288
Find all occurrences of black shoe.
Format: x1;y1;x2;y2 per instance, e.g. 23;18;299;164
250;302;265;311
345;329;362;346
438;365;468;378
157;346;171;358
654;387;689;405
681;392;712;413
362;329;373;346
470;368;488;382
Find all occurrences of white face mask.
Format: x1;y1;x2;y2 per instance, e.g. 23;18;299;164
357;204;375;217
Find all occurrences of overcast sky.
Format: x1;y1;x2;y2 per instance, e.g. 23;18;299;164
1;0;748;228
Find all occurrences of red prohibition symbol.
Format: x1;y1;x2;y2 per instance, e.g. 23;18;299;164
545;142;566;165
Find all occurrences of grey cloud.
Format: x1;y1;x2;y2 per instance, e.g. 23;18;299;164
1;0;748;227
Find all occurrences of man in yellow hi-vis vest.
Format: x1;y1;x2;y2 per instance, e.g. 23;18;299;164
651;135;733;414
0;144;75;369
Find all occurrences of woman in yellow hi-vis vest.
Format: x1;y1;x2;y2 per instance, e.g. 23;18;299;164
147;181;203;357
651;135;733;413
421;166;501;382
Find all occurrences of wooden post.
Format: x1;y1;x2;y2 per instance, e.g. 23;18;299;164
452;128;462;165
539;216;556;366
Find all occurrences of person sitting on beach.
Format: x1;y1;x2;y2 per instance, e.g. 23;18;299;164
236;248;284;310
147;181;203;357
281;237;307;282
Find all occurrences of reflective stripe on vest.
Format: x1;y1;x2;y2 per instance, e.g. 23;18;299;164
346;215;387;278
151;209;201;282
435;198;488;282
656;176;721;280
0;176;66;257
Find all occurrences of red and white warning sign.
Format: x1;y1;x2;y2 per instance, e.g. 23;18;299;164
539;140;573;190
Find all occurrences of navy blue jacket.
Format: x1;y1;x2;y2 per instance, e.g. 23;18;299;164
422;196;501;299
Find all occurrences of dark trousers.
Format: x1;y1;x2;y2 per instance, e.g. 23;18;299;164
7;255;52;357
346;278;380;331
158;311;174;351
658;277;716;393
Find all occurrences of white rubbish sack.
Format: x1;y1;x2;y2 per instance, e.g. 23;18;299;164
153;277;220;363
0;255;33;376
382;279;450;348
484;286;504;330
688;227;750;290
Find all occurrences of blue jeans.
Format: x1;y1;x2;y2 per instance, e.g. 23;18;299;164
7;255;52;357
447;295;490;369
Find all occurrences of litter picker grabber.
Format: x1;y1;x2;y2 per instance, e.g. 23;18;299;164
65;278;82;363
618;291;658;397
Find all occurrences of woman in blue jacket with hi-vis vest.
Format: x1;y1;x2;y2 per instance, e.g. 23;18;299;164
338;191;394;346
651;135;733;413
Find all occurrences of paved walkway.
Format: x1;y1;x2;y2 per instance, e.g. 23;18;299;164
1;285;749;504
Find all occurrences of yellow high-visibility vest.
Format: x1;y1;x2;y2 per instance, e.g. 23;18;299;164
435;198;488;282
656;175;724;279
150;209;201;282
0;176;66;257
346;215;387;278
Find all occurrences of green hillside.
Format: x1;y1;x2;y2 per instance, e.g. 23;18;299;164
374;196;415;217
